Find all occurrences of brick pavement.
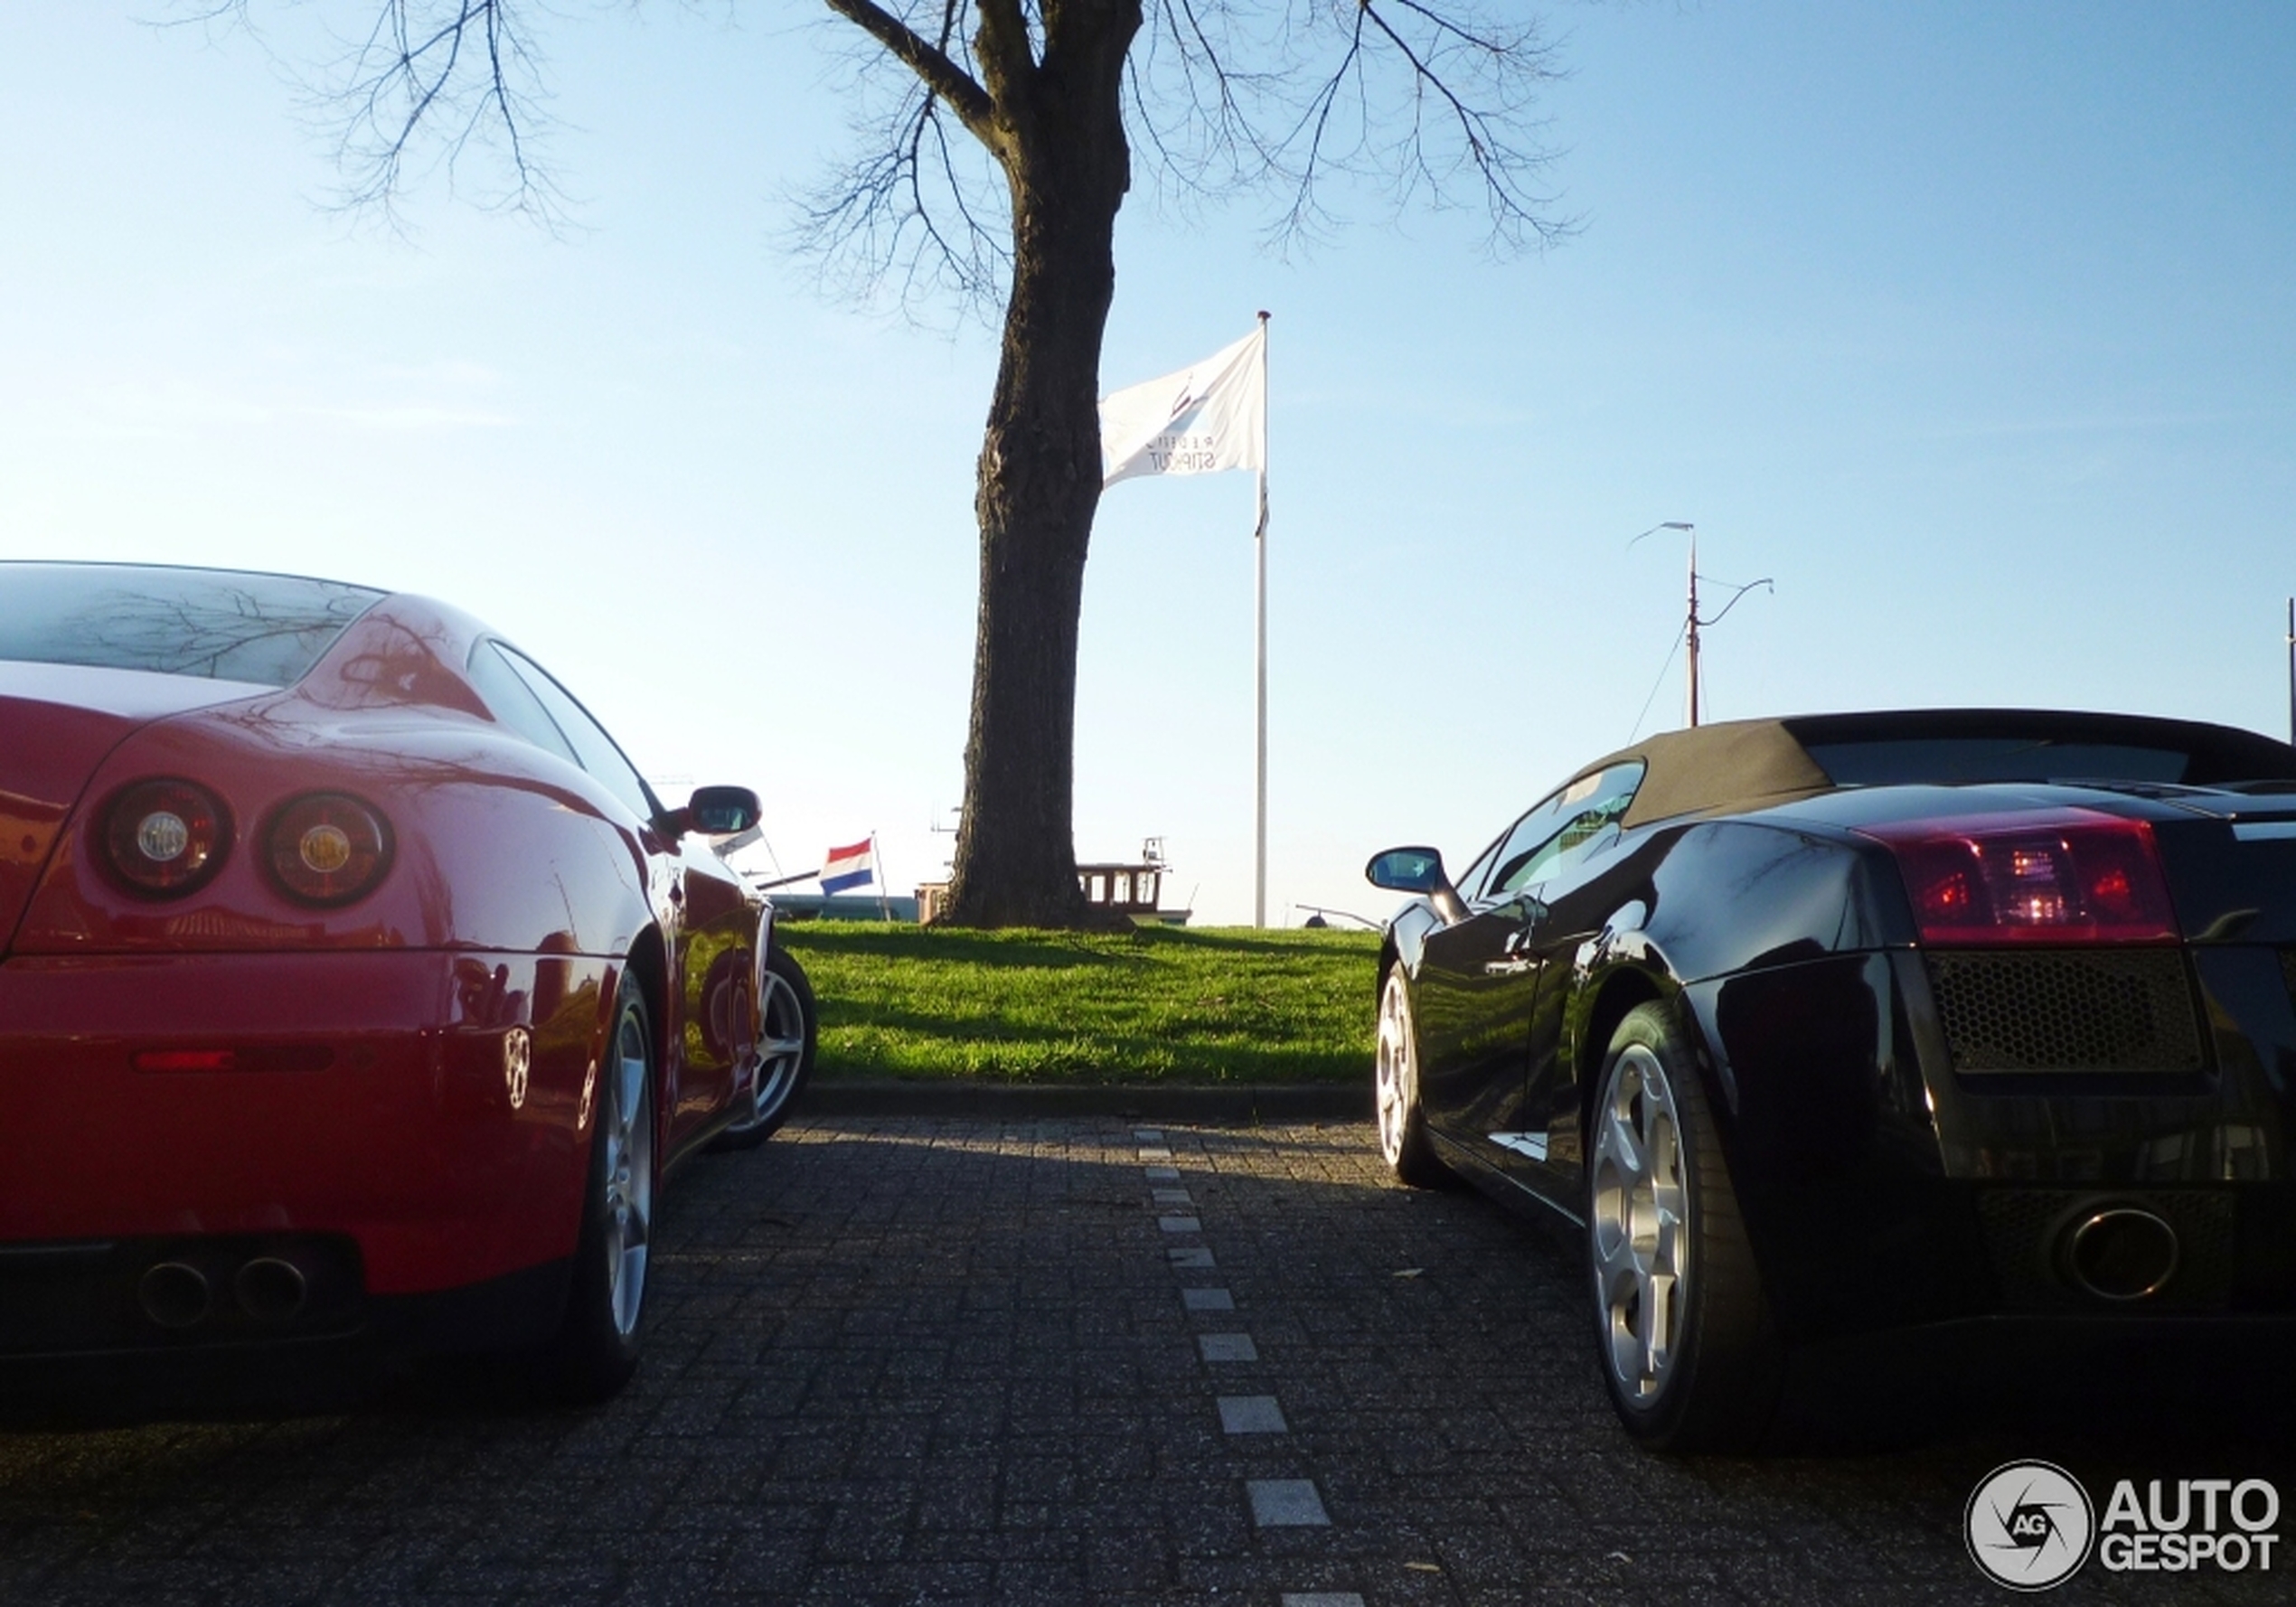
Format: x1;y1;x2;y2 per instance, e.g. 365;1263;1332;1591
3;1116;2291;1605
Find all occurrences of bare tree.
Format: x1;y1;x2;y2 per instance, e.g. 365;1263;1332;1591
188;0;1572;926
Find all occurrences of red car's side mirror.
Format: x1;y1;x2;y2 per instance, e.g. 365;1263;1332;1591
664;785;761;839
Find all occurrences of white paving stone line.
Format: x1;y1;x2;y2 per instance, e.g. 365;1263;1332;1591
1134;1132;1334;1564
1281;1596;1365;1607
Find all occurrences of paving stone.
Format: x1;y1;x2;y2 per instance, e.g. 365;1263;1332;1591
1218;1396;1288;1433
1199;1333;1259;1363
1181;1288;1235;1311
1247;1480;1332;1527
1168;1247;1217;1268
1157;1216;1203;1234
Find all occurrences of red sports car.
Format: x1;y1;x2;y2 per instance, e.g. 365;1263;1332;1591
0;561;812;1398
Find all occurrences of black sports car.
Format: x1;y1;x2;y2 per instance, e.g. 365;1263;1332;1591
1366;709;2296;1450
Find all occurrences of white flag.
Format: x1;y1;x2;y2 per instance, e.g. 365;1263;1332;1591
1099;324;1266;487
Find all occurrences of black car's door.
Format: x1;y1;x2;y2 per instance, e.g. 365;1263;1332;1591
1510;762;1647;1214
1412;788;1567;1170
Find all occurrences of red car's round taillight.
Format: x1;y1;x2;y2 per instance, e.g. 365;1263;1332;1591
102;779;231;897
265;793;392;906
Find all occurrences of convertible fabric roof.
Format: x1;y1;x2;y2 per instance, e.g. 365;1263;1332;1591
1586;709;2296;830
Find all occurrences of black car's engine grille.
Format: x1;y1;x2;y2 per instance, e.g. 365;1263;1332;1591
1925;948;2205;1074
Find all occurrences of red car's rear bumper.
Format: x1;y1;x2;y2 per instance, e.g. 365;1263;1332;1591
0;948;613;1355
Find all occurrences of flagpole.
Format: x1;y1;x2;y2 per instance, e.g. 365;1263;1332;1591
870;830;890;923
1254;310;1271;929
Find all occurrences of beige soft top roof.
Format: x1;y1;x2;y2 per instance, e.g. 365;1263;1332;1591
1571;709;2296;830
1578;719;1828;830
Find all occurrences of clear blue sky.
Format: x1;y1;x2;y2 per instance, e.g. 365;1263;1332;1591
5;4;2292;926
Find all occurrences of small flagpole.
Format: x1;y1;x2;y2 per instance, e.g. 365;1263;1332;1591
870;830;891;923
1254;310;1271;929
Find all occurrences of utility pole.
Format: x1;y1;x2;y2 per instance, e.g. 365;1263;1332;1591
1684;528;1701;728
1630;521;1772;732
2286;598;2293;747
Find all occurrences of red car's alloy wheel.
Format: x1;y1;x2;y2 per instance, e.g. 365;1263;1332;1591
713;945;816;1151
601;996;654;1340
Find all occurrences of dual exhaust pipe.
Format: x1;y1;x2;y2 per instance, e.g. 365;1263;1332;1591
136;1256;310;1330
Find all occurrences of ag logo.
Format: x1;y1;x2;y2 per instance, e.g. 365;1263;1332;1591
503;1026;532;1110
1967;1461;2095;1591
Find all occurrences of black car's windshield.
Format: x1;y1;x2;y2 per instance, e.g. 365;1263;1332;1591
0;563;383;687
1804;738;2191;786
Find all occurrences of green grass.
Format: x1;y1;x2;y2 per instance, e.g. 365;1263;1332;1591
776;921;1382;1085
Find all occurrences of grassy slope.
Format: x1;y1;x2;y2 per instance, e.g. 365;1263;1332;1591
776;922;1381;1085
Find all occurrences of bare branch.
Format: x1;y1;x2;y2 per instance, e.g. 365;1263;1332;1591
194;1;1569;309
786;50;1013;324
1121;0;1575;257
822;0;996;142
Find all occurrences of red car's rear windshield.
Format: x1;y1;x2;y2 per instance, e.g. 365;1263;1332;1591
0;563;384;688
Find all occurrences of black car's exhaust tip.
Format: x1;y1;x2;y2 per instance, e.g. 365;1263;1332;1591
233;1256;309;1322
137;1262;212;1329
2064;1207;2180;1302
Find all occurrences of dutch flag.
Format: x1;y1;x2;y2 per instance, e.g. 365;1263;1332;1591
820;839;875;895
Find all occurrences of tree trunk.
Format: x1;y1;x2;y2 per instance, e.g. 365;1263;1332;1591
937;13;1137;927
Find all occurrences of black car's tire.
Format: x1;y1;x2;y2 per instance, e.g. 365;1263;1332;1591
711;944;817;1151
536;973;656;1404
1586;1001;1781;1452
1374;966;1450;1188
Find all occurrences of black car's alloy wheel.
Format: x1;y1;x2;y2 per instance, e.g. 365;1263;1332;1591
712;944;817;1151
1374;968;1448;1188
1587;1001;1779;1451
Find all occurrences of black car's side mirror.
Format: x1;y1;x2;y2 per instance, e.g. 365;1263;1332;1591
1365;845;1469;926
672;785;762;839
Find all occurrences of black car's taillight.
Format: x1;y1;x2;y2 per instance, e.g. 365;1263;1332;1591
1862;808;2178;945
101;778;231;897
264;793;392;906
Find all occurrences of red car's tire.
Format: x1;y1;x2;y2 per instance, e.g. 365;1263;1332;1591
536;972;655;1403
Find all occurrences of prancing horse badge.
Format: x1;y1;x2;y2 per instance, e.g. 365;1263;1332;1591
503;1026;532;1110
